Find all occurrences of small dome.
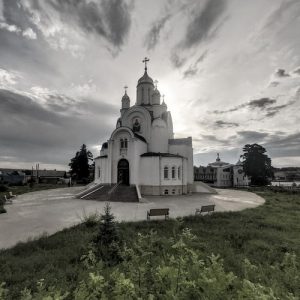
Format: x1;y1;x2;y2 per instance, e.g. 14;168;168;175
153;88;160;96
137;70;154;86
122;92;130;101
152;88;161;105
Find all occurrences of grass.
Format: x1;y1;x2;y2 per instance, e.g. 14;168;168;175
0;183;69;199
0;189;299;298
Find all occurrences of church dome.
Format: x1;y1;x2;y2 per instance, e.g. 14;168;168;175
121;90;130;109
122;93;130;101
152;88;161;105
137;70;154;86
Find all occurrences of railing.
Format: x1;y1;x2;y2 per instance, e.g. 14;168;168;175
108;181;121;197
80;185;104;199
135;184;142;202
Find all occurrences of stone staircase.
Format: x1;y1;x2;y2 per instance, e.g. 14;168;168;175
78;183;138;202
109;184;139;202
81;185;112;201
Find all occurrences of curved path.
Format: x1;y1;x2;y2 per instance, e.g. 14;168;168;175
0;187;264;249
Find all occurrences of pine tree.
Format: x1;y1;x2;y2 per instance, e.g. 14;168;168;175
94;203;122;266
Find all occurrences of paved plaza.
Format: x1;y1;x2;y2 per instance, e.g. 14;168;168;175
0;187;264;249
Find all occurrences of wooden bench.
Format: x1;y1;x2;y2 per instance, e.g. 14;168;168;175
9;191;17;198
195;204;215;215
4;195;13;204
147;208;169;220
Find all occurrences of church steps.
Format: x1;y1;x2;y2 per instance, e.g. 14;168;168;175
78;184;138;202
109;185;139;202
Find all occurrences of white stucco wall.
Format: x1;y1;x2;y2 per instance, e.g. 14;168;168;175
169;142;193;185
149;118;169;153
233;166;250;187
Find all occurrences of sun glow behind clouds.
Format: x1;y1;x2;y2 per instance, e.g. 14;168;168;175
0;0;300;169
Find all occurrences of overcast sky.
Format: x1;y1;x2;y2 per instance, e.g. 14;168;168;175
0;0;300;171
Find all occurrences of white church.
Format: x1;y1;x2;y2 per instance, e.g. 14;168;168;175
94;58;194;196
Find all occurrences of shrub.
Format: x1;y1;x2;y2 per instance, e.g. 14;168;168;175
0;185;8;192
0;206;6;214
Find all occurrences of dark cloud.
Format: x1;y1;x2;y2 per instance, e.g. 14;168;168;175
264;132;300;158
0;88;116;166
269;81;280;87
248;98;277;108
265;100;295;117
170;51;186;68
293;67;300;75
214;120;239;128
263;0;300;30
1;0;133;50
183;51;207;78
213;97;276;114
182;0;227;49
2;0;35;31
237;130;269;143
275;68;290;77
47;0;133;48
198;134;228;145
144;13;171;50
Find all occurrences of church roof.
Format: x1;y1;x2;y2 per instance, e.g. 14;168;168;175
122;91;130;101
141;152;183;158
134;133;147;143
137;70;154;86
169;137;192;146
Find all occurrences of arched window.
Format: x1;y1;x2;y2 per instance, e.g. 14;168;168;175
178;167;181;179
120;138;128;149
172;189;175;195
98;167;101;178
148;88;150;103
172;166;176;179
142;87;144;102
164;189;169;195
164;166;169;179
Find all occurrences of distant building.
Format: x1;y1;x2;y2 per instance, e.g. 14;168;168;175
233;159;250;187
32;169;67;184
194;154;250;188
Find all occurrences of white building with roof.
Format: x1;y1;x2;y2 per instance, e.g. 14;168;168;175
94;59;194;196
195;154;250;188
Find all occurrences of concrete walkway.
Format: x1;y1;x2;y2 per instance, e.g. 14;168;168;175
0;187;264;249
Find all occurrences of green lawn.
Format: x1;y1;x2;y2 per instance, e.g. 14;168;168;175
0;189;299;299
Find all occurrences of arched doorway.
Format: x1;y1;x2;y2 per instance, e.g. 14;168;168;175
117;159;129;185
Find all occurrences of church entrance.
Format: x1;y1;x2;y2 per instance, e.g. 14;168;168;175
117;159;130;185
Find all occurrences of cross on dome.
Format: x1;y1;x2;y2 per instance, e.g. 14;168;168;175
142;57;150;71
154;80;158;89
124;85;128;94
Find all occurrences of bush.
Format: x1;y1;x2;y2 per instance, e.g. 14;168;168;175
0;185;8;192
0;205;6;214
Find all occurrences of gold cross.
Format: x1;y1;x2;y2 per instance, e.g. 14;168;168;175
124;85;128;93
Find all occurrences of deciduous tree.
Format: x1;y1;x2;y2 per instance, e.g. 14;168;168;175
242;143;273;186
